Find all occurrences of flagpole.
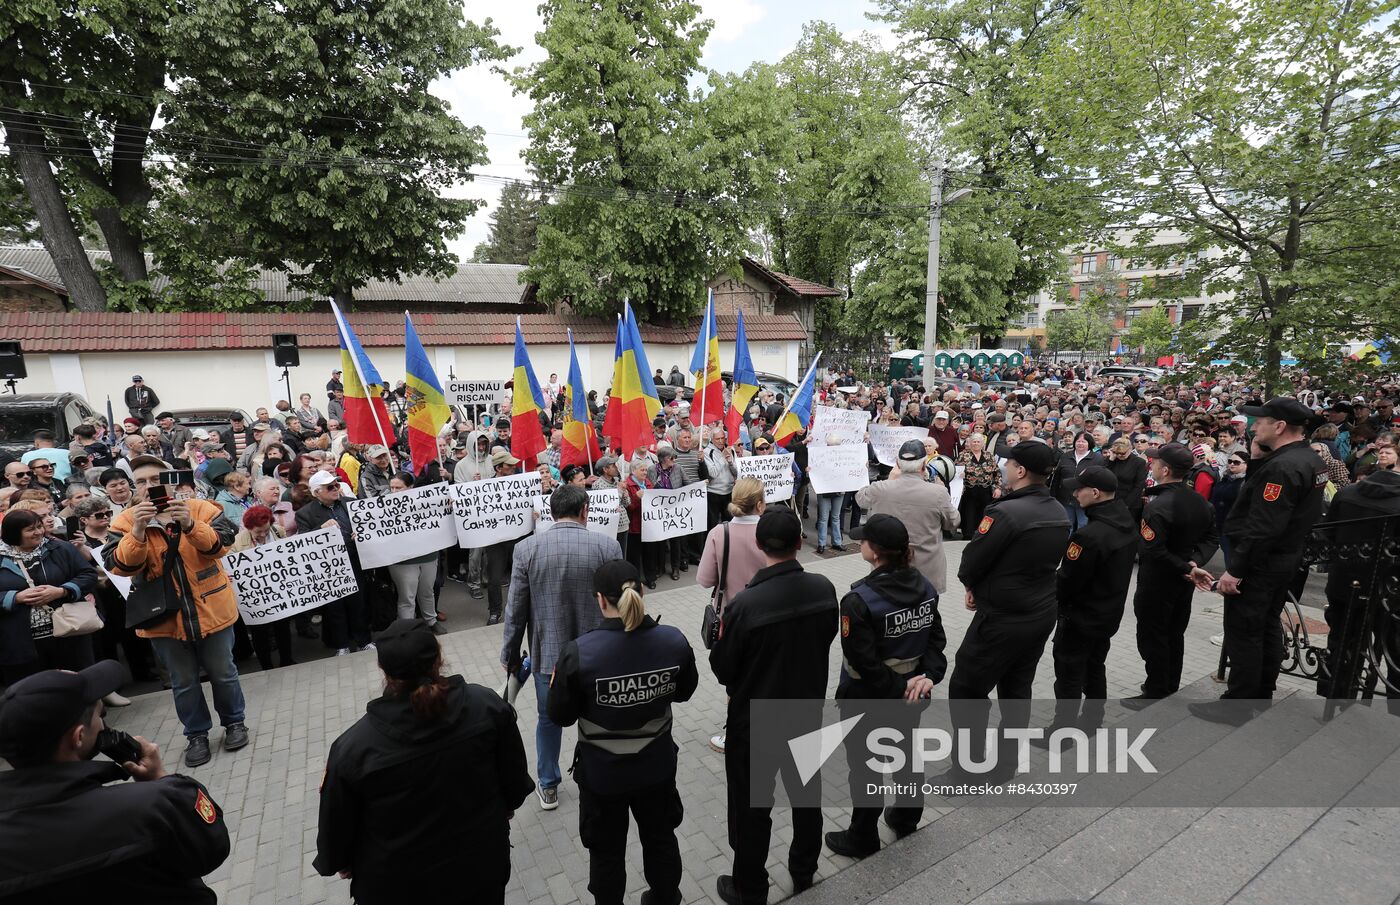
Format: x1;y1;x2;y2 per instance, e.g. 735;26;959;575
697;289;712;434
773;351;822;440
332;298;394;455
569;328;594;475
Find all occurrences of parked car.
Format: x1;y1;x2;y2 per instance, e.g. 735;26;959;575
0;393;101;463
164;407;253;431
1096;365;1164;381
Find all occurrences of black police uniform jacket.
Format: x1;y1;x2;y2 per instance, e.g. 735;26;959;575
1055;497;1138;637
710;560;838;734
1320;470;1400;601
956;485;1070;620
1223;440;1326;581
0;761;228;904
1136;482;1218;601
838;566;947;699
314;675;534;904
548;615;699;795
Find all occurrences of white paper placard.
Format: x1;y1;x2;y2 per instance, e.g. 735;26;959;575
445;379;506;407
807;443;871;495
869;424;930;467
450;471;543;548
225;526;359;626
640;481;708;541
347;482;457;569
736;453;794;502
533;488;622;537
809;406;871;446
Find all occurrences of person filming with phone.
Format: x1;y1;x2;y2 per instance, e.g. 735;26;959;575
0;661;230;903
102;455;251;769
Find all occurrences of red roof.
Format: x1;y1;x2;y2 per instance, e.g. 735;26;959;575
0;311;808;353
741;258;843;298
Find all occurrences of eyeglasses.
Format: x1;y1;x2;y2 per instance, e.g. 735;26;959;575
1228;459;1246;465
10;470;30;477
31;463;54;470
89;511;112;519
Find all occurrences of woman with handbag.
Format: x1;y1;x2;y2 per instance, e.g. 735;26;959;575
230;505;298;670
0;508;101;685
695;477;768;754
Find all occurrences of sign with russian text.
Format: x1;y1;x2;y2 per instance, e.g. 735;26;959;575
450;471;542;548
226;526;358;626
810;405;871;446
736;453;794;503
808;443;870;495
869;425;929;467
347;483;457;569
533;488;622;537
641;481;708;541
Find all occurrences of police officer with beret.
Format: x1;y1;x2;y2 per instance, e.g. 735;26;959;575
825;513;945;859
1045;466;1137;736
949;441;1068;780
0;661;230;902
1191;397;1325;719
547;560;699;905
1123;442;1218;708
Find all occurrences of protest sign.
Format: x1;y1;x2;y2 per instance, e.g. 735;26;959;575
807;443;870;495
533;488;623;537
809;405;870;446
736;453;794;503
225;526;358;627
450;471;542;548
95;559;132;599
641;481;708;541
445;379;506;408
869;424;930;467
347;483;457;569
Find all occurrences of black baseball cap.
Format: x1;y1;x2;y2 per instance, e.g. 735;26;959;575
1064;465;1118;493
0;661;124;761
849;512;910;549
1003;441;1058;476
594;559;641;599
897;439;927;462
1240;396;1317;426
1147;441;1195;471
373;619;440;680
755;508;802;554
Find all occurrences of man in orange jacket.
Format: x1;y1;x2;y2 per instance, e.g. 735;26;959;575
103;455;251;768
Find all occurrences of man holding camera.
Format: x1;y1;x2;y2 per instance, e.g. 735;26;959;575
102;455;250;768
0;661;230;902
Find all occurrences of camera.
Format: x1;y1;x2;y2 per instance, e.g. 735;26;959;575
96;727;143;764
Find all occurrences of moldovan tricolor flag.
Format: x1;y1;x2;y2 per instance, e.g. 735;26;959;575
689;289;723;427
330;300;394;447
614;302;662;455
403;312;450;474
601;315;624;450
561;329;602;469
772;353;822;447
509;318;548;466
725;310;758;442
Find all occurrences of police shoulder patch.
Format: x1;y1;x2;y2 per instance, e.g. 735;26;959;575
1263;482;1282;502
841;615;850;638
195;789;217;825
1066;542;1083;561
1140;520;1156;542
977;516;995;535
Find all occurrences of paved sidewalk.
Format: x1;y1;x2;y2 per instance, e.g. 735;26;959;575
105;540;1307;905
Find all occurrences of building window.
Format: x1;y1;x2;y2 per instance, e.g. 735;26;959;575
1023;312;1039;327
1126;280;1143;298
1180;305;1203;322
1079;255;1098;274
1106;254;1121;271
1123;307;1142;323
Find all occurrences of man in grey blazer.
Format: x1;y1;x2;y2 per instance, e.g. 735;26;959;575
854;439;961;593
500;483;624;811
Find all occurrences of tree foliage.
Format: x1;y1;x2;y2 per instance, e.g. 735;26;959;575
1123;304;1176;360
1039;0;1400;392
472;181;543;264
513;0;787;321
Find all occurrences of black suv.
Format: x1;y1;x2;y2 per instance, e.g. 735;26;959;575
0;393;101;463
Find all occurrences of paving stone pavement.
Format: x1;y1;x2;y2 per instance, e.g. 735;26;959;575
104;539;1315;905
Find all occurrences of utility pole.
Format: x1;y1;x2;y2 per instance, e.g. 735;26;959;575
922;160;945;380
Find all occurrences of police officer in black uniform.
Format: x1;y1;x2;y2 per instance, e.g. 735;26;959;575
548;560;699;905
1192;397;1325;720
1123;442;1218;708
0;661;230;903
1045;466;1138;735
824;513;946;859
950;441;1069;781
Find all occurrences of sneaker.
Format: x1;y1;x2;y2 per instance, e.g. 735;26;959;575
487;613;502;626
102;691;132;707
537;785;559;811
709;734;726;753
184;734;212;767
311;614;322;624
335;648;351;657
223;722;250;751
362;642;376;651
430;623;447;635
469;586;484;599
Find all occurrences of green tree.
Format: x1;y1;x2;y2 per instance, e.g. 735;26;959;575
1040;0;1400;393
471;181;543;264
1045;285;1115;360
512;0;786;320
157;0;509;309
1123;304;1176;360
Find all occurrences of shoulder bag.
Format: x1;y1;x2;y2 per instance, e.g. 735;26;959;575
17;558;104;638
700;524;729;650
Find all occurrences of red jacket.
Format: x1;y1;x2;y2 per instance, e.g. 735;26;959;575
624;476;652;536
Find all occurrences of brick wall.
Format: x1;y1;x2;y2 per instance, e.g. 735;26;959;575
0;286;64;312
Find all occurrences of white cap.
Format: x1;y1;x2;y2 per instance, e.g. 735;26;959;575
308;471;340;491
934;410;950;420
366;444;391;459
971;403;983;410
191;428;211;440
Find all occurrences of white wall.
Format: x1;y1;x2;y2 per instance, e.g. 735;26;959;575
10;340;800;419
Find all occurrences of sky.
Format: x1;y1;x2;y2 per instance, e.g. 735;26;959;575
434;0;894;260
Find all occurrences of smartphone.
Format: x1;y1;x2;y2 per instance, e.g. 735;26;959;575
65;516;81;539
148;484;170;513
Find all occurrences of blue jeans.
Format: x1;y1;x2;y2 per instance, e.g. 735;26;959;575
534;671;562;790
817;493;843;547
150;626;246;738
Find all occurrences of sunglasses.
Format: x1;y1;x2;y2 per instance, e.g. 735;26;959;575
1229;459;1246;465
89;510;112;519
31;463;54;470
11;470;31;477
